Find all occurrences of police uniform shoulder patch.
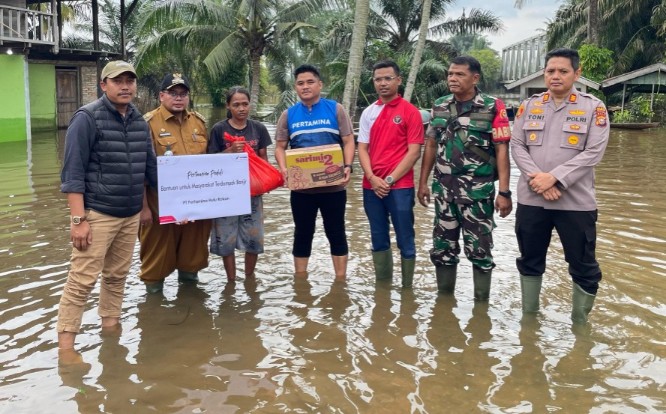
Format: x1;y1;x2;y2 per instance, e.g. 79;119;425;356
192;111;207;124
580;92;604;108
515;102;526;119
143;109;157;122
516;97;535;119
594;105;608;127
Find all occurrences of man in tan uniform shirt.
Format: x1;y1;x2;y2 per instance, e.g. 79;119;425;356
139;73;212;293
511;48;610;324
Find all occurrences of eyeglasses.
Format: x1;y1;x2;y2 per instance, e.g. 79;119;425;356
165;91;189;99
373;76;398;83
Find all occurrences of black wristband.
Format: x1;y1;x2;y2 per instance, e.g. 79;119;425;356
498;190;512;198
344;164;353;173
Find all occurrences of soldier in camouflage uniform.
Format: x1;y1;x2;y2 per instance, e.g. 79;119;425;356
418;56;512;300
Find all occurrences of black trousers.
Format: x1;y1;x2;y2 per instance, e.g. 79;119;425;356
290;190;349;257
515;204;602;294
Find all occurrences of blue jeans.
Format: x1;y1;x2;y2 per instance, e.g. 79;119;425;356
363;188;416;259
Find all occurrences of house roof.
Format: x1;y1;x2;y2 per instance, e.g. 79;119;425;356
600;63;666;94
504;70;600;91
502;33;547;51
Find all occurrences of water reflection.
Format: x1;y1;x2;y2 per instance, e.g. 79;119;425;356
362;284;421;412
134;286;216;411
490;317;552;412
0;126;665;412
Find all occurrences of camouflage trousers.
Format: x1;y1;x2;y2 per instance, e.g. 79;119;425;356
430;195;496;271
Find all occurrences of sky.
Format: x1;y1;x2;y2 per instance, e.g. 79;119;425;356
447;0;562;52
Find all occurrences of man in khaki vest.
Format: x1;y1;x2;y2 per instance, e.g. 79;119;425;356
139;73;211;293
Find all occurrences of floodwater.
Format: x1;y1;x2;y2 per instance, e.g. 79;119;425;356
0;124;664;414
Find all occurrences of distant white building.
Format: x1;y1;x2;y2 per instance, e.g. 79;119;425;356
505;70;600;102
501;34;548;83
500;34;599;105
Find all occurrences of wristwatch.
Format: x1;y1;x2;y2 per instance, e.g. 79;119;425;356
344;164;353;173
71;215;86;225
385;175;395;186
498;190;512;198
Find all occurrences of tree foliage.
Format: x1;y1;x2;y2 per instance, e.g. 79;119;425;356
547;0;666;75
329;1;503;109
613;95;655;122
64;0;508;112
136;0;324;113
578;44;613;82
342;0;371;117
467;48;502;92
63;0;143;56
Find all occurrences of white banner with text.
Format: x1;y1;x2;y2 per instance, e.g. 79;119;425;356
157;153;250;224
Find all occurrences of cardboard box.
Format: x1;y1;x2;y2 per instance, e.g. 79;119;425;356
285;144;345;190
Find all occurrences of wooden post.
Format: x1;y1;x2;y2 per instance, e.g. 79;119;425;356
56;0;62;50
621;83;626;111
51;0;59;53
92;0;99;51
120;0;126;60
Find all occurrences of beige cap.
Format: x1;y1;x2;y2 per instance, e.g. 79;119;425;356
101;60;137;80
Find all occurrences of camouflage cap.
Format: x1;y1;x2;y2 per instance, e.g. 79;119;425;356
101;60;136;80
160;73;190;91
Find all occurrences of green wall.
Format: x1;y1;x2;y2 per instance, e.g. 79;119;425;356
0;55;28;142
28;63;56;130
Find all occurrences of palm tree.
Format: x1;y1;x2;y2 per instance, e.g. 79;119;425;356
136;0;324;115
588;0;599;45
342;0;370;117
403;0;432;102
64;0;143;57
403;7;503;101
546;0;666;74
515;0;599;46
317;1;501;109
448;33;492;54
374;0;502;51
375;0;454;51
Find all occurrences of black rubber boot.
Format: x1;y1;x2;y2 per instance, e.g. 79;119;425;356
436;265;457;294
473;268;491;301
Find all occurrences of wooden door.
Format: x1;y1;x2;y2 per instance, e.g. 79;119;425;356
56;69;79;128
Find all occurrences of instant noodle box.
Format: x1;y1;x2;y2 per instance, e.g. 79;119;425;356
285;144;345;190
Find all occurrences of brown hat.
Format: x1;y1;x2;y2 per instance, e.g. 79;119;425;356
160;73;190;91
101;60;136;80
